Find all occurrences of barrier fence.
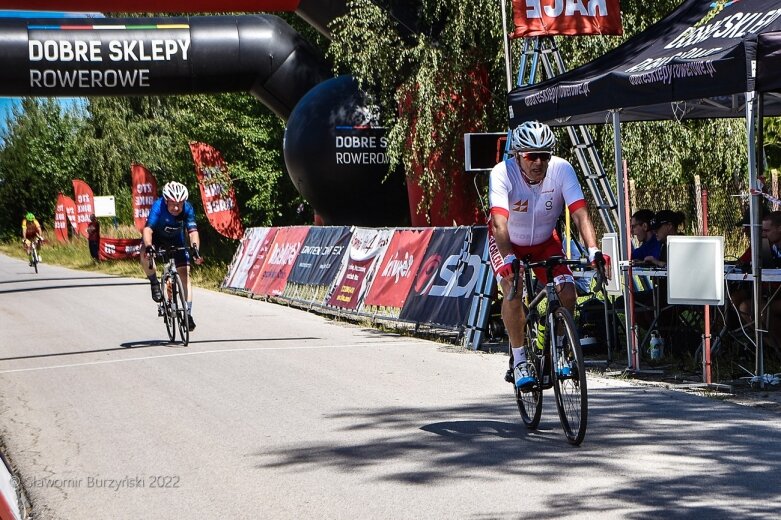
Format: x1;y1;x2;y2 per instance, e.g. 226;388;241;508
222;225;495;348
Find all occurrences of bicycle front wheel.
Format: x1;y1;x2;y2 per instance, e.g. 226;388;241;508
31;248;39;274
172;272;189;346
551;307;588;446
162;274;176;342
516;310;542;429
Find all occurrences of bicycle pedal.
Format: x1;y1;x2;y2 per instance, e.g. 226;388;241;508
157;305;164;317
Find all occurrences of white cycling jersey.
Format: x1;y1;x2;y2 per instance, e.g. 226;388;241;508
489;156;586;247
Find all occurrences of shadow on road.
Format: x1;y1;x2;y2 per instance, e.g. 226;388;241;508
0;281;145;294
255;387;781;516
0;275;120;285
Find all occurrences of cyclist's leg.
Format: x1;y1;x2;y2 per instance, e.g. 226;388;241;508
174;248;195;331
144;236;165;302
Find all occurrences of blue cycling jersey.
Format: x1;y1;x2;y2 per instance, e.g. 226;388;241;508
145;197;197;243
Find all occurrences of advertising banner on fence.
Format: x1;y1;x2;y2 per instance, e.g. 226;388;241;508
399;227;487;327
224;227;272;290
244;227;278;292
363;228;434;308
99;237;142;261
72;179;95;238
249;226;310;296
326;228;392;310
54;192;76;242
131;163;158;231
189;141;244;240
287;226;352;287
511;0;623;38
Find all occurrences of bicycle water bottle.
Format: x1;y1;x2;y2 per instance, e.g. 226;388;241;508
536;317;546;350
649;331;663;360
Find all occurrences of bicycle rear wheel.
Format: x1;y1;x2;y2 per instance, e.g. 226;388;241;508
162;274;176;342
515;311;542;429
551;307;588;446
171;272;189;346
31;247;39;274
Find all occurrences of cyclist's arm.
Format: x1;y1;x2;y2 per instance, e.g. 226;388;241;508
489;212;514;259
21;220;27;238
188;229;200;252
142;226;154;251
570;206;598;250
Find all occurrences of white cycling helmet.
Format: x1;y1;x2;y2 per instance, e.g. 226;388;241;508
510;121;556;153
162;181;189;202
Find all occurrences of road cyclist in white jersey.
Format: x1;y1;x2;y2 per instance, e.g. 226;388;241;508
488;120;610;390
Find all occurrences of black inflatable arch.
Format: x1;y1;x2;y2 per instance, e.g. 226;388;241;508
0;15;329;119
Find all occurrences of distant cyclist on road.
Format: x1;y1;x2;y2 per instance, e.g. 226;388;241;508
22;212;43;265
141;181;203;331
488;121;609;390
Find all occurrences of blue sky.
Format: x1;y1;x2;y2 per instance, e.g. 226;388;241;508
0;10;103;126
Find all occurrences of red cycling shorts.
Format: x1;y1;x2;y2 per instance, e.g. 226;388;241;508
509;234;572;285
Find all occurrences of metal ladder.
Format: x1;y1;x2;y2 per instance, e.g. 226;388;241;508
517;36;619;234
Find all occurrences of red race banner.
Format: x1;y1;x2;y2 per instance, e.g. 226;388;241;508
189;141;244;240
244;228;279;292
249;226;310;296
72;179;94;238
363;228;434;308
98;238;143;261
54;193;73;242
131;163;158;231
512;0;623;38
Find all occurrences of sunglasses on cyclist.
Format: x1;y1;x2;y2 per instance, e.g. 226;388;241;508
521;152;552;162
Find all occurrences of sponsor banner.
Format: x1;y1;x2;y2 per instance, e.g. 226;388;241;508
224;227;271;290
512;0;623;38
244;227;278;292
54;192;76;242
189;141;244;239
131;163;158;231
249;226;310;296
326;227;392;310
99;237;142;260
363;228;434;308
72;179;94;238
287;226;352;286
399;227;488;328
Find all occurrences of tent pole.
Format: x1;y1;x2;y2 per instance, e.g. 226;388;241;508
500;0;513;93
612;110;634;370
746;90;765;389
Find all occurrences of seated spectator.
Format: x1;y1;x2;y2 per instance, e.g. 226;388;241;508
630;209;660;263
644;209;686;268
736;210;781;356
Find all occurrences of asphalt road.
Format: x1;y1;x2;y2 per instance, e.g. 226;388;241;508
1;253;780;519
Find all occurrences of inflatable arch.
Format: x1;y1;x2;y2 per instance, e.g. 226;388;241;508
0;1;479;226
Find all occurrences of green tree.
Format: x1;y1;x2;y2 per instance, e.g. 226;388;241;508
0;98;84;237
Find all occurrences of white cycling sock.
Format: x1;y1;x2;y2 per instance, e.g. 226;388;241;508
187;302;193;315
556;335;564;347
512;347;526;367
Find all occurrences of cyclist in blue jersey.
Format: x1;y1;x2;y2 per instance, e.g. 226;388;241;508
141;181;203;331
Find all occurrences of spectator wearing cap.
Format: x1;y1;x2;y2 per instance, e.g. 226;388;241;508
630;209;660;262
644;210;685;268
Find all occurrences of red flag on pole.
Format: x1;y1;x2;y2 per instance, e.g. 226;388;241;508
511;0;623;38
72;179;95;238
188;141;244;240
54;193;72;242
131;163;158;231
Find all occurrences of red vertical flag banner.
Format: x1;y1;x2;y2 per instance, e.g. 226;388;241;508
511;0;623;38
54;193;70;242
72;179;94;238
131;163;158;231
60;193;78;236
188;141;244;239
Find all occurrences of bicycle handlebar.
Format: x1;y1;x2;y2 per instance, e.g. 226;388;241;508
505;255;601;302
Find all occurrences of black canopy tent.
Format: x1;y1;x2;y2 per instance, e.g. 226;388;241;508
506;0;781;384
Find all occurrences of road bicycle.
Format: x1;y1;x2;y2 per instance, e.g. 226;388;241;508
506;255;607;446
27;236;43;274
149;246;191;346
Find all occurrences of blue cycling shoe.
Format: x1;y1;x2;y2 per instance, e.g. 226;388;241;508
513;363;535;390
